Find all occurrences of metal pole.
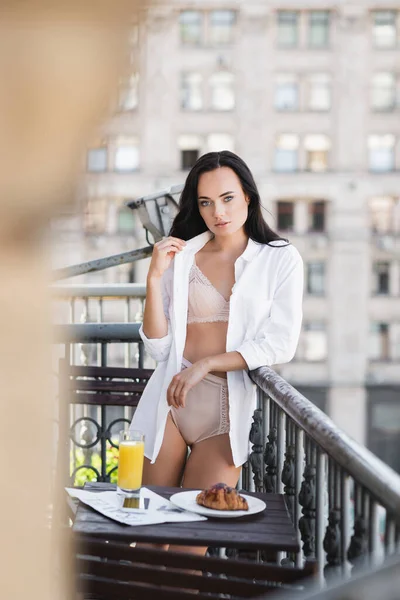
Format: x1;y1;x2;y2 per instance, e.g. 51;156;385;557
53;246;153;280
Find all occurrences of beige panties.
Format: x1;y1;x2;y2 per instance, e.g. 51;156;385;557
170;357;230;446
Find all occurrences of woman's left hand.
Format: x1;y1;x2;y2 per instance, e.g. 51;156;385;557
167;359;210;408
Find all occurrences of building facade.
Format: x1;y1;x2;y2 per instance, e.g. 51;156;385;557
55;1;400;471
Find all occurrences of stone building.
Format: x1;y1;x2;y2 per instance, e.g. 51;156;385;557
54;1;400;471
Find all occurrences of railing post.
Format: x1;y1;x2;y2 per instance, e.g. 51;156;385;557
299;443;316;559
340;471;351;577
323;463;342;579
315;448;326;578
100;343;108;482
369;497;380;566
282;444;296;518
295;427;304;567
384;514;396;557
276;409;285;494
264;427;277;493
347;483;369;572
249;408;264;492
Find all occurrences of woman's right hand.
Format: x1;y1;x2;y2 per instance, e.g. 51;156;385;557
148;236;186;280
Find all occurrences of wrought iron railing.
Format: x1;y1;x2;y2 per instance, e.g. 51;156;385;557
53;284;400;584
248;367;400;577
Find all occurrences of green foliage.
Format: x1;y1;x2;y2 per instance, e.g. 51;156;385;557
70;443;119;487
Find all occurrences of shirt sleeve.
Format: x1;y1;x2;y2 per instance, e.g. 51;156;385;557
236;249;304;371
139;266;173;363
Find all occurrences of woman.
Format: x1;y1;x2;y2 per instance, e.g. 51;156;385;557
130;150;303;495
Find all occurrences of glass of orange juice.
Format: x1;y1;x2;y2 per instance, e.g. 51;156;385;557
117;430;145;496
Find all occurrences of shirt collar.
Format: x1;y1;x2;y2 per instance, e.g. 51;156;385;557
185;231;261;261
240;237;262;262
185;231;213;253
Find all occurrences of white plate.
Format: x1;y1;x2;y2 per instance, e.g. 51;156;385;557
169;490;266;519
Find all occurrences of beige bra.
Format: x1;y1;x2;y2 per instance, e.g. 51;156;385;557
187;259;230;324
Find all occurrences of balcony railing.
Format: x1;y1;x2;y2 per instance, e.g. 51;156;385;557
53;283;400;592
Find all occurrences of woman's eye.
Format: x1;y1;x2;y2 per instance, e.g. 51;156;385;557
200;200;210;207
224;196;233;202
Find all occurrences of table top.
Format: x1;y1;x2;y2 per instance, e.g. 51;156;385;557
72;482;300;553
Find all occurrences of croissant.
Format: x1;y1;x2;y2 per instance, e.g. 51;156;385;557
196;482;249;511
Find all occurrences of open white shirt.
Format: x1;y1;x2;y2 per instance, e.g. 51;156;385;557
130;231;304;467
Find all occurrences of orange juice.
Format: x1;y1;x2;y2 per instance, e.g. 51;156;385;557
117;440;145;491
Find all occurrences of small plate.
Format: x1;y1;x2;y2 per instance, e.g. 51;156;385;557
169;490;266;519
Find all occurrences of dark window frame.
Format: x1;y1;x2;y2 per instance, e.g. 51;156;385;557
308;10;330;48
309;201;326;232
181;149;200;170
306;262;325;296
277;200;294;231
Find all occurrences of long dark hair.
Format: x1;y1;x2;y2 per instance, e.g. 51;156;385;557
170;151;288;245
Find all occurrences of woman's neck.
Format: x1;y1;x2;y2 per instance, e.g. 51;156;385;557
208;229;249;258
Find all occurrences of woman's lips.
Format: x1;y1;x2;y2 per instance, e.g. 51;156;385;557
215;222;230;228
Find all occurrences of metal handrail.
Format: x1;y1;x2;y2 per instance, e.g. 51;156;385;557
53;323;141;343
250;366;400;522
52;247;153;281
52;183;184;281
52;283;146;298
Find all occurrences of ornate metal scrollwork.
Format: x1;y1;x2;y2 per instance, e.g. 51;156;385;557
264;427;277;493
298;463;316;558
281;444;295;517
249;408;264;491
347;515;368;571
323;509;342;578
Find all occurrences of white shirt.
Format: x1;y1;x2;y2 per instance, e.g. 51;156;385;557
130;231;303;467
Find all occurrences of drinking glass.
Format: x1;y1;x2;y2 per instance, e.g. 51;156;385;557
117;430;145;496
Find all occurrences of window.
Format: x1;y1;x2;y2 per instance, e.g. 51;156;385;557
181;73;203;110
118;206;136;234
275;75;299;111
373;261;390;295
274;134;299;172
394;324;400;360
87;147;107;172
369;389;400;474
118;73;139;111
369;323;390;360
370;196;398;233
309;11;330;47
304;323;327;361
114;136;139;171
307;74;331;111
277;201;294;231
179;135;201;170
371;73;396;111
277;11;298;48
372;11;397;48
304;134;330;172
207;133;234;153
309;201;326;232
180;11;203;45
307;262;325;295
209;72;235;110
181;151;199;170
84;197;108;234
368;135;395;172
209;10;236;45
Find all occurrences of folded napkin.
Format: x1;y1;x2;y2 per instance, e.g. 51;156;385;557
66;487;207;526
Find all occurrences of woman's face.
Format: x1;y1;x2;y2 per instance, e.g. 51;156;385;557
197;167;249;238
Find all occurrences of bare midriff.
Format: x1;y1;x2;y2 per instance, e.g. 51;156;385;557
184;321;228;379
